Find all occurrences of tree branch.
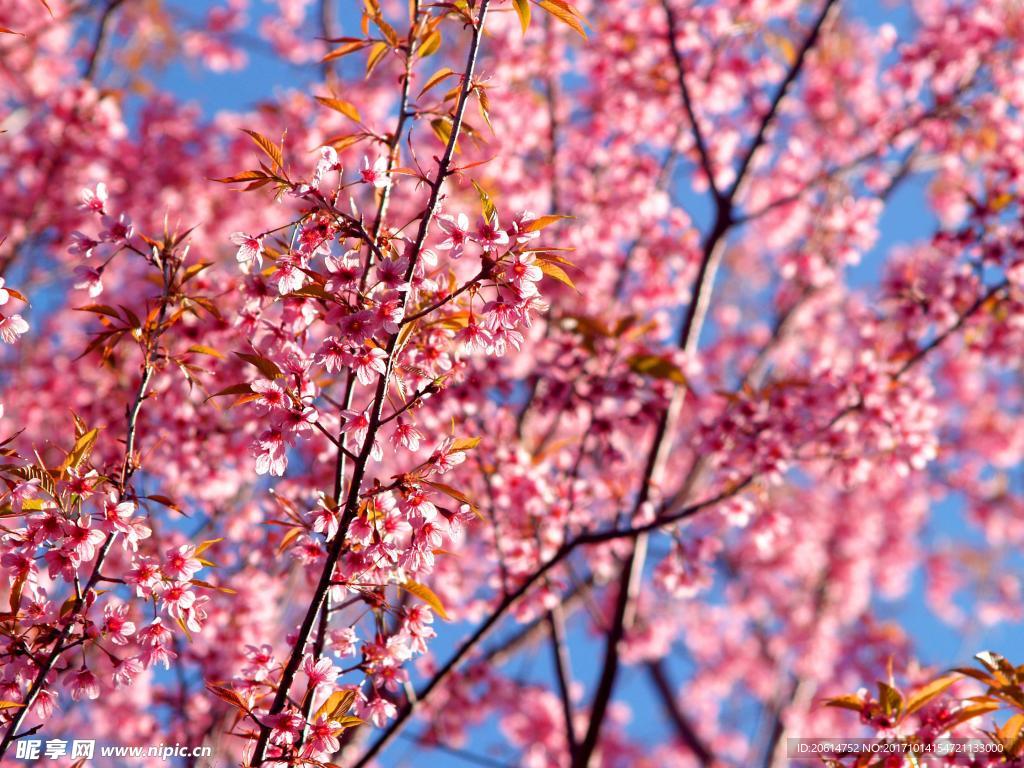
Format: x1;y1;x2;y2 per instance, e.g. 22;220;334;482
646;659;713;767
248;5;493;763
660;0;720;201
0;240;180;759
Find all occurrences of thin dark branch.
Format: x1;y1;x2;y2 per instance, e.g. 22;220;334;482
727;0;840;203
83;0;126;81
660;0;720;201
402;271;483;325
646;660;713;767
249;4;493;763
0;241;179;759
547;605;578;754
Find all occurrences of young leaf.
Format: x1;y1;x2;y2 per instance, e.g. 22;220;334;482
905;674;959;716
943;701;1001;731
824;694;866;712
316;689;357;722
877;681;903;718
420;67;456;96
513;0;531;34
60;427;101;473
323;40;369;62
187;345;225;359
430;117;453;148
449;436;481;452
146;494;184;514
524;214;571;232
207;383;254;400
181;262;212;283
75;304;122;320
211;170;271;186
233;351;283;379
190;579;237;595
401;580;450;621
472;180;496;220
241;129;284;171
418;28;442;57
538;0;587;37
315;96;362;123
423;480;480;517
366;41;389;76
195;538;224;556
628;354;687;385
537;261;579;292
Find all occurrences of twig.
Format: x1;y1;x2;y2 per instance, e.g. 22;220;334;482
660;0;720;202
646;660;713;767
248;4;493;763
0;240;179;759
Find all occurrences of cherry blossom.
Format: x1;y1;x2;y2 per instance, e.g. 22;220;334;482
0;1;1022;767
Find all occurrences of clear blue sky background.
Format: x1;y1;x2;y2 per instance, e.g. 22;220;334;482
127;2;1021;765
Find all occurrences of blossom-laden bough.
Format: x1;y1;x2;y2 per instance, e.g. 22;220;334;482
3;0;1024;767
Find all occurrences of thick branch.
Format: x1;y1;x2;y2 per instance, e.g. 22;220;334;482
572;3;839;763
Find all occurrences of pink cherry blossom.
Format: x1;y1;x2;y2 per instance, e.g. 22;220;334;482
0;313;28;343
73;265;104;297
360;155;389;188
65;669;100;702
231;232;264;271
79;182;108;214
436;212;473;258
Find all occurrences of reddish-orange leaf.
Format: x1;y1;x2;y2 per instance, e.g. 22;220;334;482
323;40;369;62
241;129;284;171
315;96;362;122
